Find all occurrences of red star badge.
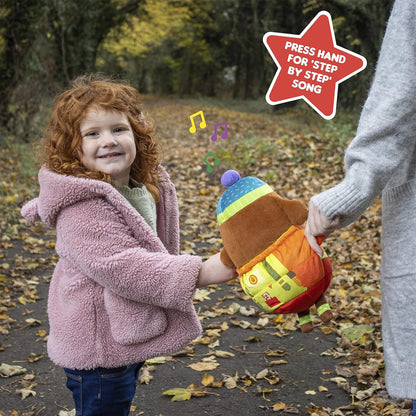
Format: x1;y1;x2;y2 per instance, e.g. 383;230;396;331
263;11;367;119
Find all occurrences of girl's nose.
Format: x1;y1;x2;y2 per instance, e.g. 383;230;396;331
102;131;118;147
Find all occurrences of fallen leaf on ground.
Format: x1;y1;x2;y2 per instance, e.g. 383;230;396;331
213;350;234;358
272;402;286;411
138;366;153;384
0;363;27;377
188;360;219;371
341;324;374;341
16;386;36;399
162;388;191;402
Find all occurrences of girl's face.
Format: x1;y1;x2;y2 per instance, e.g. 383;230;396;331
80;107;136;186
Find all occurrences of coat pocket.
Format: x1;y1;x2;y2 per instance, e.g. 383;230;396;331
104;290;168;345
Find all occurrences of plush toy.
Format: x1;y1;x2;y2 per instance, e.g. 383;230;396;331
216;170;333;333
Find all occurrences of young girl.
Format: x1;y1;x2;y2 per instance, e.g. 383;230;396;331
21;75;236;416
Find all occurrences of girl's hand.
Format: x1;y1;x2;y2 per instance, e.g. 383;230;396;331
197;253;237;288
305;201;340;257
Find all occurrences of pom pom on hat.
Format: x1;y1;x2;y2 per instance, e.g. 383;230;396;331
221;170;241;188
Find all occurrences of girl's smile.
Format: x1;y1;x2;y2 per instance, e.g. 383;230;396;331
98;152;124;159
80;108;136;186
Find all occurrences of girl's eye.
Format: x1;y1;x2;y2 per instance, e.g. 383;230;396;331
114;126;127;133
85;131;99;137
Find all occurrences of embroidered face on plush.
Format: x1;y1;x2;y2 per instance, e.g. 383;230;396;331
216;170;333;333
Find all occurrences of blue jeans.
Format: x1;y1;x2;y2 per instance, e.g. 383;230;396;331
64;363;143;416
411;400;416;416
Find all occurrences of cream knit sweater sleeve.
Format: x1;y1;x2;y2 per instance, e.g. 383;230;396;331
311;0;416;226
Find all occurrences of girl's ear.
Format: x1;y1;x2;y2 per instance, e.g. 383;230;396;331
272;193;308;226
138;113;146;126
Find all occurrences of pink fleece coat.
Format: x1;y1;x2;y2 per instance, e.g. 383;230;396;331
21;166;202;370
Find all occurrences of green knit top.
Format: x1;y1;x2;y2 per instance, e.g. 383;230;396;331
114;179;157;234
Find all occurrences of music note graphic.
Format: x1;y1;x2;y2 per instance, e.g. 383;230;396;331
189;111;207;133
203;151;220;172
211;122;228;142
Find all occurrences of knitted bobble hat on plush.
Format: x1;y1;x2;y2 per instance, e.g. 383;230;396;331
217;170;273;226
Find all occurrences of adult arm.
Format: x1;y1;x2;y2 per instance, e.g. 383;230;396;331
306;0;416;252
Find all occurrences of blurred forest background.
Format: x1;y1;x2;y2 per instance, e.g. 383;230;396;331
1;0;394;141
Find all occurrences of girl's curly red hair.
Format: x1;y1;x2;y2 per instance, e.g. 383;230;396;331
43;75;162;201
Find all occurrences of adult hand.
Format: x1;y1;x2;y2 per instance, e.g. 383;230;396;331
305;201;341;256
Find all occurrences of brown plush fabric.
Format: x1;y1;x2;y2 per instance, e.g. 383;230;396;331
219;193;307;268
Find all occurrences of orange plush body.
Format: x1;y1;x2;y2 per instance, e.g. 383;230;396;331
217;170;333;332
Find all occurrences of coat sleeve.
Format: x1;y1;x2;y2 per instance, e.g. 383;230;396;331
55;198;202;312
311;0;416;226
21;198;41;223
